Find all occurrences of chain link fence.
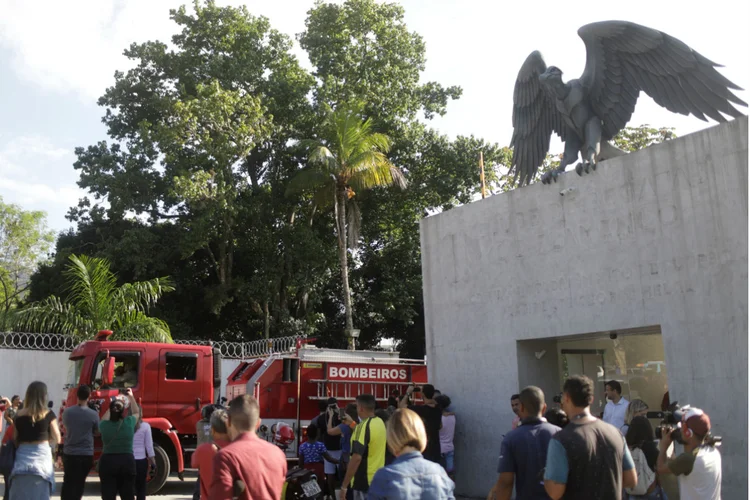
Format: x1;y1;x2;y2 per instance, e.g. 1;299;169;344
0;332;302;359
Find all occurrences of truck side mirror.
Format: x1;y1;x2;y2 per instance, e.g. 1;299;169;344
102;356;116;386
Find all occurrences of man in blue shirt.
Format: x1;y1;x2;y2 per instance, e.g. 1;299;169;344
488;386;561;500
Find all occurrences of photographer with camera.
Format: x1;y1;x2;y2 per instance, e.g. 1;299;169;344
656;406;721;500
60;384;100;500
98;388;139;500
399;384;443;463
315;398;342;498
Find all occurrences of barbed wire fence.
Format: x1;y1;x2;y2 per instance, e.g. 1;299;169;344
0;332;303;360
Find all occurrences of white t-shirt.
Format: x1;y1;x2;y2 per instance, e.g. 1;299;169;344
603;397;629;431
675;446;722;500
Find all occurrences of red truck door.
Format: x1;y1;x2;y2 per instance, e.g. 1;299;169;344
156;349;205;435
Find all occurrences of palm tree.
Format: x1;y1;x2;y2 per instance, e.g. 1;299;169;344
15;254;175;343
287;104;406;346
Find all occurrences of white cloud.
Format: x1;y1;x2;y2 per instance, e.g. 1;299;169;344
0;0;314;102
0;0;178;101
0;135;84;232
0;177;81;208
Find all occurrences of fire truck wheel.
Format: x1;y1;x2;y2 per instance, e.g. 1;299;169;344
146;444;170;495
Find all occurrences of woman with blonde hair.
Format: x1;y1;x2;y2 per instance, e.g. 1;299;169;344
9;381;61;500
367;408;454;499
621;399;649;435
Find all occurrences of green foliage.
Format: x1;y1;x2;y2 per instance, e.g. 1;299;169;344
34;0;680;358
17;254;174;342
0;197;54;330
613;124;677;152
289;104;406;340
298;0;461;123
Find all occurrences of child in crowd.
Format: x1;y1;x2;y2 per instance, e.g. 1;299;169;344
298;424;339;493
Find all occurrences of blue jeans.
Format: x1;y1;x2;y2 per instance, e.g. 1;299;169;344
440;451;455;473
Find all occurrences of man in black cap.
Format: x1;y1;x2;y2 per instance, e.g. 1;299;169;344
315;397;342;498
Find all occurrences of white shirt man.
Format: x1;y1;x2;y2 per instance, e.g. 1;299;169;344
657;407;721;500
602;381;628;431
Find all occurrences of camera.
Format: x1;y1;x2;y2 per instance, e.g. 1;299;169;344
655;402;723;446
553;392;563;404
655;402;684;443
87;399;102;412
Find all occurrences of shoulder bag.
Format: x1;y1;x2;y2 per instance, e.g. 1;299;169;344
625;446;656;495
95;420;123;473
0;439;16;476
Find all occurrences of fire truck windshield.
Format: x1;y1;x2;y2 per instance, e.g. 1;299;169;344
67;357;85;389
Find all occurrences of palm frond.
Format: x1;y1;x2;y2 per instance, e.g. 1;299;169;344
312;184;336;211
63;255;117;331
354;132;392;157
285;168;335;197
307;146;340;174
115;312;173;343
349;160;407;192
14;296;92;339
346;199;362;250
111;277;175;316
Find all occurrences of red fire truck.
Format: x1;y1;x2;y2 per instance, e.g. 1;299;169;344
60;330;222;494
60;332;426;494
225;339;428;459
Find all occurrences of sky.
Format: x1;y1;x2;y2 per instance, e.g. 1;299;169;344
0;0;748;235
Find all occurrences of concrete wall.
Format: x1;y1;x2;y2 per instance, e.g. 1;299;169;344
0;349;71;408
420;117;748;498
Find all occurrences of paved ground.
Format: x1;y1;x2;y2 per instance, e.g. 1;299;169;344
2;472;476;499
1;472;198;499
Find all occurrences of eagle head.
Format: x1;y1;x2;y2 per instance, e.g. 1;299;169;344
539;66;564;87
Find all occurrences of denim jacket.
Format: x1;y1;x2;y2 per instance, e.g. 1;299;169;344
367;451;455;500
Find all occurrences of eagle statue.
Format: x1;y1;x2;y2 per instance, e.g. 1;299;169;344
510;21;747;185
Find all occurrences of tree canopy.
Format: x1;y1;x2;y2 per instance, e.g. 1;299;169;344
0;197;54;330
27;0;677;356
18;254;174;342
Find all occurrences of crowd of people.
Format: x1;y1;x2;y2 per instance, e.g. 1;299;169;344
489;375;722;500
287;383;457;500
0;375;723;500
0;382;158;500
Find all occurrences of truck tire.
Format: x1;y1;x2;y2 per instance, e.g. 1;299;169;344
146;444;170;495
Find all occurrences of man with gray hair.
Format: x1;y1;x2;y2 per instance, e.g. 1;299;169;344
191;409;230;500
488;386;561;500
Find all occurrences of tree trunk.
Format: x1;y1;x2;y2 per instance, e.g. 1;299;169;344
336;185;354;348
263;300;270;339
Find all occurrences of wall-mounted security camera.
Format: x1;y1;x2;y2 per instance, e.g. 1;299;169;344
560;187;576;196
609;332;618;340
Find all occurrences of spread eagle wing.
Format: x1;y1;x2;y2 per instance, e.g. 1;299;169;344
510;51;568;186
578;21;747;141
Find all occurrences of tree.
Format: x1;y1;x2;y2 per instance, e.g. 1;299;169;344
614;124;677;152
299;0;461;130
17;254;174;342
287;104;406;345
0;197;54;330
71;0;313;314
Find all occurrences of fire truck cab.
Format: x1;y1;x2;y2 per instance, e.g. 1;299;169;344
62;330;221;494
226;340;428;459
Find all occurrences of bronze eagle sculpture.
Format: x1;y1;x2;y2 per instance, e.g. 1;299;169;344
510;21;747;185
